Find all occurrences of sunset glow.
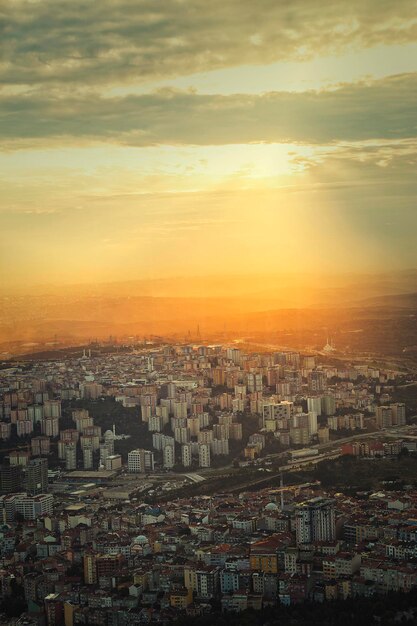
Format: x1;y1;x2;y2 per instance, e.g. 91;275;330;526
1;1;416;293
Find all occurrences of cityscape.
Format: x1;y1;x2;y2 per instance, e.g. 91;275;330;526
0;339;416;624
1;0;417;624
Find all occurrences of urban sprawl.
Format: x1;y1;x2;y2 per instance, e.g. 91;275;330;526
0;341;417;624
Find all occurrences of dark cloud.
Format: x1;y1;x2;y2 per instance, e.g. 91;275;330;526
1;74;416;148
1;0;417;87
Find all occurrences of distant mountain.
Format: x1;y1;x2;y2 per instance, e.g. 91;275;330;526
2;269;417;300
354;292;417;308
0;271;416;351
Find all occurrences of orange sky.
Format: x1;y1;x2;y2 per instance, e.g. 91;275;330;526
1;1;416;291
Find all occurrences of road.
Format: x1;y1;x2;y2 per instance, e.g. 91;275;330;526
263;424;415;464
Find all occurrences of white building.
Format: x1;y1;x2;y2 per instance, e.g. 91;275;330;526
307;397;322;416
1;493;54;522
198;443;211;468
211;439;229;456
173;401;188;419
174;426;190;444
198;430;213;444
83;445;93;470
128;448;155;473
308;411;318;435
41;417;59;438
295;497;335;545
262;401;293;427
65;442;77;471
163;444;175;469
181;443;192;468
148;415;162;432
43;400;62;419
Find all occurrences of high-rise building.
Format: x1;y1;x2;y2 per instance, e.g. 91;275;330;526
295;497;336;545
229;423;243;440
80;382;103;400
143;450;155;472
0;423;11;440
163;444;175;469
376;406;393;429
322;395;336;416
308;411;318;435
211;439;229;456
43;400;62;419
72;409;93;432
59;430;79;452
41;417;59;438
65;442;77;471
167;382;176;399
226;348;241;365
99;443;112;468
213;423;229;440
31;436;50;457
187;417;200;437
25;458;48;495
84;551;98;585
9;450;30;467
83;445;93;470
247;372;263;392
173;401;188;419
302;355;316;369
317;426;330;444
197;430;213;444
141;404;152;422
174;426;190;444
2;493;53;521
128;448;145;473
262;401;293;426
0;458;23;494
390;403;406;426
198;443;211;468
289;426;310;446
148;415;162;432
308;371;327;393
181;443;192;468
307;397;322;416
128;448;155;473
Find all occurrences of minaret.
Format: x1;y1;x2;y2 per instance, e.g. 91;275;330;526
280;473;285;510
112;424;116;437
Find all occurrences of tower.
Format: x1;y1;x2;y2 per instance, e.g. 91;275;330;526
295;497;335;545
25;458;48;495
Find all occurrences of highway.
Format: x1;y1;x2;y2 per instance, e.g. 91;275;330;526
263;423;416;466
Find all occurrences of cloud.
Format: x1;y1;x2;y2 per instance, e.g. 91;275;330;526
1;0;417;88
1;143;416;287
1;74;416;148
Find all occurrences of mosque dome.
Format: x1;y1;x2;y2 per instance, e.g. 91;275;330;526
133;535;148;545
265;502;278;511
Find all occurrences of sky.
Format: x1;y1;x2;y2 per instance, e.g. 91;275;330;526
1;0;416;290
